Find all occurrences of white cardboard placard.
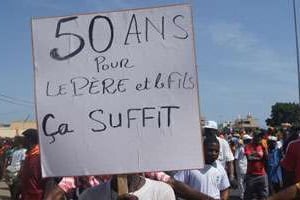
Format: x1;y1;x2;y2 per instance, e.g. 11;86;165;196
32;4;203;177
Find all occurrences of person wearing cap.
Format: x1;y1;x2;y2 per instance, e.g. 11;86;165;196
203;121;236;189
229;137;238;156
244;130;269;200
267;135;283;194
243;134;252;141
234;134;251;200
19;128;47;200
173;136;230;200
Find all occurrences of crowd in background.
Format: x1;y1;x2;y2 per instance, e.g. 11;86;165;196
0;121;299;200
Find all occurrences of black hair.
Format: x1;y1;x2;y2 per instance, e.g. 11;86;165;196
204;135;219;146
253;129;264;138
22;129;39;145
291;126;300;135
204;128;218;137
13;136;24;146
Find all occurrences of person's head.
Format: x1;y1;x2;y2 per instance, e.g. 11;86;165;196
22;129;39;149
229;138;238;152
268;127;275;134
267;136;277;150
111;174;145;194
3;139;12;147
233;133;241;139
291;126;300;137
253;130;263;145
240;129;246;137
242;134;252;145
203;136;220;164
13;136;24;148
276;129;284;140
203;120;218;138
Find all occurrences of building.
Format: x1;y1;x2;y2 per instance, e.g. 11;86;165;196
0;121;37;138
233;113;259;131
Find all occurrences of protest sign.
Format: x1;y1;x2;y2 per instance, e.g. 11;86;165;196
31;4;204;177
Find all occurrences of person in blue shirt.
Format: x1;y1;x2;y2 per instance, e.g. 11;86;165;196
267;136;283;194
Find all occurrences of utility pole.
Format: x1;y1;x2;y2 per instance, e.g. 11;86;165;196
293;0;300;104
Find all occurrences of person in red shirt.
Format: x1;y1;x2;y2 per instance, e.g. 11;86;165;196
281;129;300;187
19;129;47;200
244;130;269;200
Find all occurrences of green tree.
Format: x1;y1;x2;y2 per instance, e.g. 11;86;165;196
266;102;300;127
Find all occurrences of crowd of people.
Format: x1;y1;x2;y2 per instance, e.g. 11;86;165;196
0;121;299;200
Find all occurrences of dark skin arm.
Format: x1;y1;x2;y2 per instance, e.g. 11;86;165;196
226;161;234;179
226;161;238;189
247;146;267;161
247;152;262;161
267;182;300;200
220;188;229;200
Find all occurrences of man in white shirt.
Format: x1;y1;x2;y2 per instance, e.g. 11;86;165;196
203;121;236;188
234;134;251;199
6;147;26;174
173;136;230;200
79;174;175;200
5;136;27;199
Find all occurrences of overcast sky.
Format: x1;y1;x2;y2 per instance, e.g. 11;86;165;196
0;0;298;127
